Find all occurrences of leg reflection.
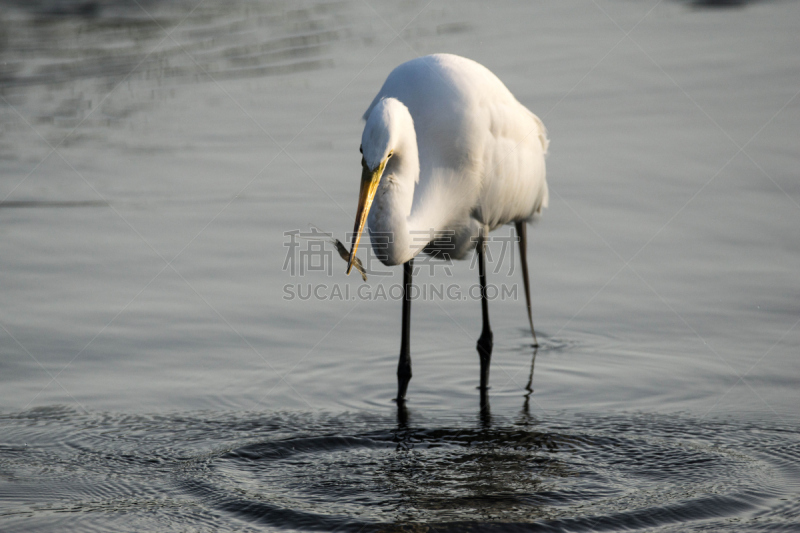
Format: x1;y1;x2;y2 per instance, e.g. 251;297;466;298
396;399;409;429
525;347;538;395
479;387;492;428
522;347;538;417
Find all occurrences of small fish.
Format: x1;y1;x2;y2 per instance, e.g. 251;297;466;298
300;225;368;282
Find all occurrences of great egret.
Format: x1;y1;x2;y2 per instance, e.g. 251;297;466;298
346;53;549;401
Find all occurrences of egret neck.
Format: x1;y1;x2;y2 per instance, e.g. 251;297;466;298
349;97;446;271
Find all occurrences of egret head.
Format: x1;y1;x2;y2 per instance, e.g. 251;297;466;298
347;98;409;274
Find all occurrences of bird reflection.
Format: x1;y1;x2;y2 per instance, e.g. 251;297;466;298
396;399;409;429
384;358;570;527
479;388;492;429
393;345;539;430
522;346;539;417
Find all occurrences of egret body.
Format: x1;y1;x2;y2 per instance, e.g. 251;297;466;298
347;53;549;400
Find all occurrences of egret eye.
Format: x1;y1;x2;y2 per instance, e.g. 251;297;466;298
388;151;394;159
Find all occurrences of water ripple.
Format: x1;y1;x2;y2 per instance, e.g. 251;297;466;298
6;408;792;531
178;418;788;530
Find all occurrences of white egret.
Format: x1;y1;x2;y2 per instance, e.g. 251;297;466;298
346;53;549;401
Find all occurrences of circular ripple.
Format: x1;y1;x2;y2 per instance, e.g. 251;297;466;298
177;416;792;531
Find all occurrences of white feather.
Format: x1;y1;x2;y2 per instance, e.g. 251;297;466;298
361;53;549;265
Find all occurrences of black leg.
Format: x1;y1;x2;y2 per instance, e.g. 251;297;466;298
524;347;539;395
476;228;493;390
515;221;539;348
396;258;414;401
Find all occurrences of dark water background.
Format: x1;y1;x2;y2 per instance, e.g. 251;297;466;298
1;0;799;530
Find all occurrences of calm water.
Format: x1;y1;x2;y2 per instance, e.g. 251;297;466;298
1;0;799;530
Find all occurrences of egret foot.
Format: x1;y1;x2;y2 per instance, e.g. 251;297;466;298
396;367;411;401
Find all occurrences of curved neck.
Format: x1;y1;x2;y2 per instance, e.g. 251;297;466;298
367;116;426;266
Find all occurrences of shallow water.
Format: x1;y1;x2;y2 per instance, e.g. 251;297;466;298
2;407;800;531
1;0;799;530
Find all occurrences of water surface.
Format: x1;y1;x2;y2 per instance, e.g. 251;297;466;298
1;0;799;530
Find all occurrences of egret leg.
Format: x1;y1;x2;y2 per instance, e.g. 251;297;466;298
396;258;414;401
476;229;493;390
515;221;539;348
524;347;539;395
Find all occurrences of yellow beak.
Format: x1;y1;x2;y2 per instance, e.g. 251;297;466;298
347;157;386;274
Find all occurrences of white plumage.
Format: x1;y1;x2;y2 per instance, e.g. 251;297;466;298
351;53;548;267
